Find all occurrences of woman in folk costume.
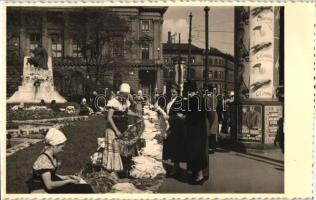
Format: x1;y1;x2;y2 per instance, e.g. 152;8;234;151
29;128;94;193
163;83;187;176
103;83;139;176
184;85;211;185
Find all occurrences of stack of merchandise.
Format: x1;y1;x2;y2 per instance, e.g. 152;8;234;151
82;106;166;193
129;107;166;190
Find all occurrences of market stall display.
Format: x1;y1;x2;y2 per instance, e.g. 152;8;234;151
81;106;166;193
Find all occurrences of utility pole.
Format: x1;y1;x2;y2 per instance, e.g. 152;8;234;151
204;6;210;88
188;12;192;81
178;33;183;95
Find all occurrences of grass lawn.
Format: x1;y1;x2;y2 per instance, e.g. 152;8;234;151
6;116;106;193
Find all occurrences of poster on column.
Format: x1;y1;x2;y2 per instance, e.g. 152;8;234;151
264;105;283;144
249;7;275;98
238;105;262;143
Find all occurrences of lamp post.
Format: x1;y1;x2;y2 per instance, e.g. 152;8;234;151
157;47;160;60
204;6;210;87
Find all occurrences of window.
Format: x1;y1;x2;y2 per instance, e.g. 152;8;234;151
141;20;150;31
209;58;213;65
214;71;218;79
164;57;169;64
72;44;82;57
141;43;150;60
51;34;63;58
188;68;195;79
208;71;213;79
214;59;218;66
189;56;196;64
29;33;41;56
218;71;222;79
111;37;124;58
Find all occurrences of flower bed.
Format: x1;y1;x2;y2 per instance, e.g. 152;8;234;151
7;109;79;121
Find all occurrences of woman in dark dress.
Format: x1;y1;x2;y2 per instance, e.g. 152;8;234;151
184;87;209;184
29;128;94;193
163;84;187;175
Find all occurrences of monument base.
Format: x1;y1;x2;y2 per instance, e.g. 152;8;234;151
7;56;67;104
7;85;66;103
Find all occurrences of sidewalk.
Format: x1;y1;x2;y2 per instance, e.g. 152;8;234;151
158;148;284;193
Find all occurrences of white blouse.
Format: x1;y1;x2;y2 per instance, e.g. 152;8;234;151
107;97;131;111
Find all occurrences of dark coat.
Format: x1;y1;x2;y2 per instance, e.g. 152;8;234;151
184;94;209;174
163;96;187;163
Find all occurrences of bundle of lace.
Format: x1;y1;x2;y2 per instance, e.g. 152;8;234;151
140;139;162;160
130;156;166;179
111;182;153;193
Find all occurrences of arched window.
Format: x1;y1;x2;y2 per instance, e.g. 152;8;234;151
214;71;218;79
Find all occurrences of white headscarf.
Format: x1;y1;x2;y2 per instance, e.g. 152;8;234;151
45;128;67;146
120;83;131;93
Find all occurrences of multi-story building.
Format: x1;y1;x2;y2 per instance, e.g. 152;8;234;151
162;32;234;94
7;7;167;101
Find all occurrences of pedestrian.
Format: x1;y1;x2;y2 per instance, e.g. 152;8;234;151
50;100;59;113
40;99;46;107
274;118;284;154
28;128;94;193
79;98;92;115
184;85;209;184
134;90;145;115
163;83;187;176
103;83;140;178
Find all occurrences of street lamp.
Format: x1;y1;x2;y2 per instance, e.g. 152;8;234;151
157;47;160;60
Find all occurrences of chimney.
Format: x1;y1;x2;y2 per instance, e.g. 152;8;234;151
167;31;171;44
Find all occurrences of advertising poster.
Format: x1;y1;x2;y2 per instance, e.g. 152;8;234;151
238;105;263;142
249;7;275;98
264;105;283;144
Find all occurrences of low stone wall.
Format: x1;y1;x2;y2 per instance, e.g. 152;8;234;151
11;115;89;124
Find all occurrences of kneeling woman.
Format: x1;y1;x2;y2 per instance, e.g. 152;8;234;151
103;83;140;176
30;128;94;193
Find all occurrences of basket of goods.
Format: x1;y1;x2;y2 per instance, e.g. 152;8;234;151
116;119;145;157
79;163;119;193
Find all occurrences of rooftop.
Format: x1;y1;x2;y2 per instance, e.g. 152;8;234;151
163;43;234;61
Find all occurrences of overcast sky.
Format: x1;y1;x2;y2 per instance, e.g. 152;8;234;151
162;6;234;55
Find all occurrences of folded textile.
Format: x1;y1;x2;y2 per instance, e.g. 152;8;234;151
140;139;162;160
111;182;153;193
130;156;166;179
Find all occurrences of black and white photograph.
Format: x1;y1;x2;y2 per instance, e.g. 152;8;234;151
4;5;291;194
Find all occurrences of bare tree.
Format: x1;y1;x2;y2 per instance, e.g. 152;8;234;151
68;9;136;90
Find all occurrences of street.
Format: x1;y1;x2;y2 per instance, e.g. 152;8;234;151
159;149;284;193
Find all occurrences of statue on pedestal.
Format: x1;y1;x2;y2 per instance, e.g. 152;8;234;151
7;48;67;103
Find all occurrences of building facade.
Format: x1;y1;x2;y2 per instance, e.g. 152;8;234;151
7;7;167;101
162;32;234;94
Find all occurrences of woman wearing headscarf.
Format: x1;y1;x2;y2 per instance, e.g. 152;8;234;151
29;128;94;193
103;83;140;177
163;83;187;176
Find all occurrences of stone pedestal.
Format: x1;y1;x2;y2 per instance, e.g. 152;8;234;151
7;57;67;103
